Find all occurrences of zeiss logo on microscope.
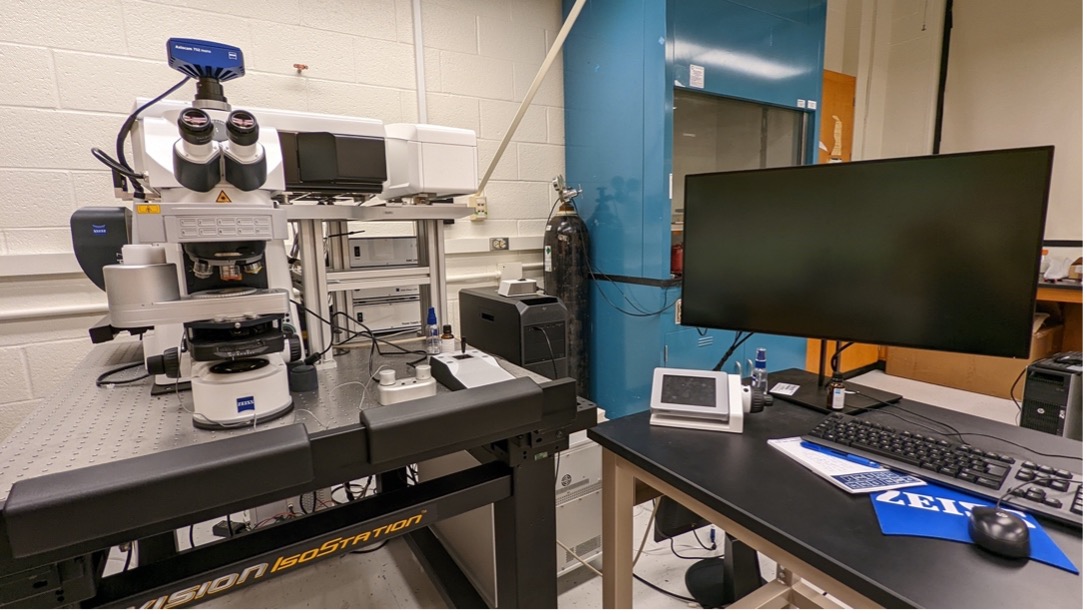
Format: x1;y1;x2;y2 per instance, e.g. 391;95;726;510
236;396;256;413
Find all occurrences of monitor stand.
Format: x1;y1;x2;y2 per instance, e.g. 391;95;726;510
767;368;902;416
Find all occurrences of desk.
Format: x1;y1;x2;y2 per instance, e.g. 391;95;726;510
1037;282;1082;352
590;395;1082;609
0;341;593;608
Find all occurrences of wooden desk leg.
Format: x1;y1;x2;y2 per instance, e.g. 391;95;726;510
602;449;634;608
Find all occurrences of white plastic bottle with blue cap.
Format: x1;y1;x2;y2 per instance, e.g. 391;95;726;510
425;307;441;355
751;347;768;394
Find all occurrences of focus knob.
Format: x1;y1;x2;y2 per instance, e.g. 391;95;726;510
748;391;766;414
146;347;181;379
287;334;303;362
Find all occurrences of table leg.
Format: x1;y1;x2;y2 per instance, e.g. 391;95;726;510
602;449;634;608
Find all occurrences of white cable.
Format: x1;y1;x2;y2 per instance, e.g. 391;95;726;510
633;497;660;567
411;0;428;123
475;0;587;196
557;539;603;577
295;408;328;429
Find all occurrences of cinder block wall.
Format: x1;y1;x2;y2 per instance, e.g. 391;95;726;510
0;0;566;438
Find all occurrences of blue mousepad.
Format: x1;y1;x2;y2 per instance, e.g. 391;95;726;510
870;484;1078;574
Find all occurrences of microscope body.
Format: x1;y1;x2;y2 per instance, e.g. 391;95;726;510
74;38;479;429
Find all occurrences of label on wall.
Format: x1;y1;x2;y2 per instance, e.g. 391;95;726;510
689;64;705;89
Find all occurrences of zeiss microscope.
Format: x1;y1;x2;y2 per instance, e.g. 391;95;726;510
72;39;478;429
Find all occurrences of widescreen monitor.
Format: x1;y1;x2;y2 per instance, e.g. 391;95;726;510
681;146;1054;359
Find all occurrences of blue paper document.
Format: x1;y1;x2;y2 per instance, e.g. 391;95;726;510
870;484;1078;574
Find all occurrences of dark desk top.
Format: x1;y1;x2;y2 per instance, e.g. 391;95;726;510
589;395;1083;609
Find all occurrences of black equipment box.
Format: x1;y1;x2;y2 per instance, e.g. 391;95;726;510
458;287;568;380
1019;351;1082;441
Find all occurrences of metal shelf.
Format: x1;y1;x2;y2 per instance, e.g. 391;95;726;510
281;203;473;222
291;204;451;363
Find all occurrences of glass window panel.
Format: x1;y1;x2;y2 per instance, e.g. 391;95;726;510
672;90;806;223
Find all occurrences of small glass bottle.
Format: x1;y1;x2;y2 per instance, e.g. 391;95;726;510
751;347;768;394
440;324;455;354
425;307;441;355
826;375;847;411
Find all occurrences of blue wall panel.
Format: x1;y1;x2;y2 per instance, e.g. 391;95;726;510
565;0;824;417
565;0;657;278
670;0;826;110
587;280;672;417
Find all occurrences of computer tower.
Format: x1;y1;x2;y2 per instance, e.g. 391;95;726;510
458;287;568;380
1019;352;1082;441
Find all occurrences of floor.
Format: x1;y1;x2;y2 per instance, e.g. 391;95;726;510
103;371;1019;609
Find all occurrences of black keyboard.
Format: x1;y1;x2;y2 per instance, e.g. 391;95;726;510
804;413;1083;528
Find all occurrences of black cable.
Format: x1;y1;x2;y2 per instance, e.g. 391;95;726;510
292;300;426;360
712;331;754;371
298;494;308;515
122;545;133;572
544;196;562;224
851;390;1083;461
351;540;389;554
343;482;356;501
226;514;235;537
849;390;967;439
531;326;560;379
692;531;715;551
91;147;145;180
329;310;424;355
96;361;151;387
830;341;854;374
326;230;366;238
633;573;695;603
188;525;195;549
1010;367;1027;425
564;200;679;318
114;76;191;193
668;539;721;560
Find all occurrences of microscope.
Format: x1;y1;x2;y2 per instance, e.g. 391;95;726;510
72;38;479;429
69;40;303;428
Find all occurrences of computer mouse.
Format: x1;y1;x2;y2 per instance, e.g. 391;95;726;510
967;506;1031;559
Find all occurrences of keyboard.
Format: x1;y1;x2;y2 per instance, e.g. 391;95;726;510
804;413;1083;528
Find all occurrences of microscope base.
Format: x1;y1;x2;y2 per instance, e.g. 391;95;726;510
190;357;294;430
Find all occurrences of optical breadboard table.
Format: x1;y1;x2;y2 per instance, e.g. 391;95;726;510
0;340;593;608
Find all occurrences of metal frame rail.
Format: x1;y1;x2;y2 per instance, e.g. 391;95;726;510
285;204;467;360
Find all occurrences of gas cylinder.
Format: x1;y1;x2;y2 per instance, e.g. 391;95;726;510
543;193;591;399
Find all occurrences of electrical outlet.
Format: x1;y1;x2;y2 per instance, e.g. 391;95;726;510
469;195;488;221
490;237;509;251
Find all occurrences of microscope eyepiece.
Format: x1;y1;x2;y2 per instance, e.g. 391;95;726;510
177;107;215;145
226;110;259;146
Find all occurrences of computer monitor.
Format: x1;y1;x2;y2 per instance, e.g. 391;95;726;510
681;147;1054;406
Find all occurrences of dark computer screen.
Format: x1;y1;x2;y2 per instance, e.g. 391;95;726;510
681;147;1054;359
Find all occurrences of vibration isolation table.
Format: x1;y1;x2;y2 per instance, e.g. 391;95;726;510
0;339;595;608
590;381;1083;609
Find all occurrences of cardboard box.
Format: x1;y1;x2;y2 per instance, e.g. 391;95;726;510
885;323;1064;399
